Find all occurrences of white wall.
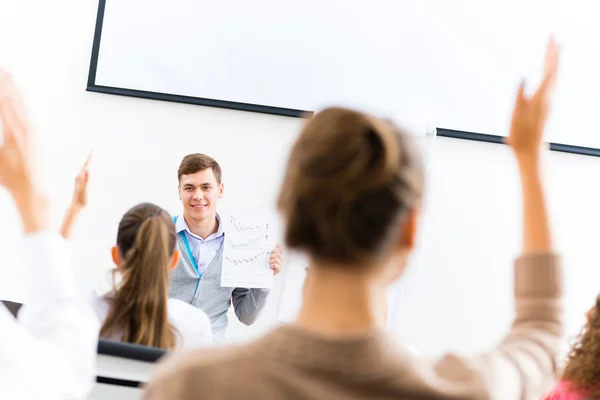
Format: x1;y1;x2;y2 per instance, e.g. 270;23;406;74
2;0;600;360
0;0;302;339
392;137;600;356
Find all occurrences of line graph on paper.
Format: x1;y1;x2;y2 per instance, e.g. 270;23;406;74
224;250;270;266
221;213;275;289
226;234;268;250
230;216;269;233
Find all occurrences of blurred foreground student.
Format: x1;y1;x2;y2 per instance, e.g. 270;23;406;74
60;165;213;350
0;71;98;400
144;40;564;400
542;293;600;400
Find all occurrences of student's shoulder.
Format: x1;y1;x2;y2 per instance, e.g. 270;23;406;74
166;341;249;369
90;293;112;318
146;342;255;398
167;299;210;322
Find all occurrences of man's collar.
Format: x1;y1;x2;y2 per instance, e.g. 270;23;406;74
214;213;225;237
174;214;188;234
175;213;225;238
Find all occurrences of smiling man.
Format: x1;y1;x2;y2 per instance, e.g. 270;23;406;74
170;153;283;342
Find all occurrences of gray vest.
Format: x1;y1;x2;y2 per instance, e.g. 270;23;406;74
169;227;270;341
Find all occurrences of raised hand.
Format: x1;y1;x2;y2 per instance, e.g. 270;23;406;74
0;71;36;194
71;152;92;210
0;71;48;234
508;39;558;254
506;38;560;159
60;152;93;240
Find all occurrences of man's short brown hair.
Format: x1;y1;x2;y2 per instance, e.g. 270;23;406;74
177;154;222;183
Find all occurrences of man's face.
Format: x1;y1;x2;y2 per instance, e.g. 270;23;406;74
178;168;223;222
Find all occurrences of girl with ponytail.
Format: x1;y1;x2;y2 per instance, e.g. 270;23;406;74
61;163;212;350
101;203;213;349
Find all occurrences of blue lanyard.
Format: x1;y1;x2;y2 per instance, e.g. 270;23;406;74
173;216;202;280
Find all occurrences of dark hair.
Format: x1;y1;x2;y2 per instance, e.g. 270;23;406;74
178;153;222;183
277;107;424;266
100;202;178;350
561;293;600;398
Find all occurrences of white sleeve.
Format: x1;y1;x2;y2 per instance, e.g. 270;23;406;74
181;310;213;348
171;301;214;349
0;232;99;400
202;313;214;346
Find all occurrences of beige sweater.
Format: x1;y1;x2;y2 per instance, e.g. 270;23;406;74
144;253;563;400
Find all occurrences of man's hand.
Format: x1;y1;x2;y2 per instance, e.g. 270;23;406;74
269;244;283;276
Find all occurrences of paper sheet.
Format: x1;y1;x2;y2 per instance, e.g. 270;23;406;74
220;214;275;289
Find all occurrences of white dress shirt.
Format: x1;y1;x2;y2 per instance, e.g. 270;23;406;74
0;232;99;400
93;295;213;349
174;214;224;276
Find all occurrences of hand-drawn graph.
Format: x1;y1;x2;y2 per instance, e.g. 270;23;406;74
226;234;268;250
230;216;269;233
224;250;270;266
221;214;275;289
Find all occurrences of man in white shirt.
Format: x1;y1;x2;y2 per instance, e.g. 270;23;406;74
170;154;284;341
0;71;99;399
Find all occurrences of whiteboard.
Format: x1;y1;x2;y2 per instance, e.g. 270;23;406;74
89;0;600;151
277;128;437;327
89;0;442;136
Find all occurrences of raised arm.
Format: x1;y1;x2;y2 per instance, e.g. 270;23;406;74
433;39;564;400
0;71;99;399
60;151;92;239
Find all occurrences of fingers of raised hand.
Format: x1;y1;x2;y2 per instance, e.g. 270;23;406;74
535;38;560;102
0;71;31;148
80;151;93;174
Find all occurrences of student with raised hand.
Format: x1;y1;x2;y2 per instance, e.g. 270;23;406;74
0;71;99;399
542;294;600;400
144;39;563;400
58;166;214;349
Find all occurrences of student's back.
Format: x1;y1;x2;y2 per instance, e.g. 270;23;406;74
96;202;213;349
59;160;214;349
93;295;212;348
144;40;564;400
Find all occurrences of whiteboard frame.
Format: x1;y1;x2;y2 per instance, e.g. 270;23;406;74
86;0;600;158
437;128;600;158
86;0;306;118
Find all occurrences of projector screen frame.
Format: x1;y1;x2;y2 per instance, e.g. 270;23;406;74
86;0;306;118
86;0;600;158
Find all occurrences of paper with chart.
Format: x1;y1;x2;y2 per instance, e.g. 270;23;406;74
221;214;275;289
